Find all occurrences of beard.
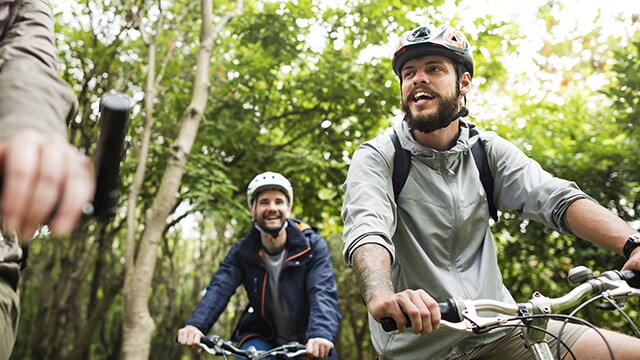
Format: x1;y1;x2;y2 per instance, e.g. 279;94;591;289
254;210;286;235
402;86;461;133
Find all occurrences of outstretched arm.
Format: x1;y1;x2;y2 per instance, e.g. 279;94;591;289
565;198;640;271
0;0;91;239
352;243;440;335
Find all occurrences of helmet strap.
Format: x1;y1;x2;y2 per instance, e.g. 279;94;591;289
450;106;468;123
453;63;469;120
254;219;288;239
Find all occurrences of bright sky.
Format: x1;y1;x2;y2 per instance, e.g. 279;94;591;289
461;0;640;73
341;0;640;123
430;0;640;124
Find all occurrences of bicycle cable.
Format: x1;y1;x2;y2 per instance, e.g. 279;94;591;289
473;321;578;360
600;293;640;336
471;312;615;360
556;294;607;360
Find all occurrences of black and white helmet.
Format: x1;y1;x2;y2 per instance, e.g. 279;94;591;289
246;172;293;208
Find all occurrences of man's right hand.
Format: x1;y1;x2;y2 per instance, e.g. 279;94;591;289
368;288;441;335
351;243;441;336
176;325;204;348
0;129;94;240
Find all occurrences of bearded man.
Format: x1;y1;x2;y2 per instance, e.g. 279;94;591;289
177;172;341;359
341;23;640;360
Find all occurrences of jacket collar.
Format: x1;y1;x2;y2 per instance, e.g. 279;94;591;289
238;219;311;261
393;116;474;153
392;116;476;168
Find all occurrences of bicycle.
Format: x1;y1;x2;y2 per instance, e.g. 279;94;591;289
198;334;308;359
381;266;640;360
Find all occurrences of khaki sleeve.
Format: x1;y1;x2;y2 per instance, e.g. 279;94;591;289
0;0;78;141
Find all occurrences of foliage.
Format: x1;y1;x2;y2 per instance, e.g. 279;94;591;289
10;1;640;359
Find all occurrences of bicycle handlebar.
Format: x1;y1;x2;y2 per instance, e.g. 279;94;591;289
198;335;307;359
91;93;130;218
0;93;130;220
380;267;640;332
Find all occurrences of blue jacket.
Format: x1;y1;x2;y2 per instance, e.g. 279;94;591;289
186;219;341;357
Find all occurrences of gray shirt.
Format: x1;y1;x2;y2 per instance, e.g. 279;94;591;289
264;249;297;345
341;117;591;359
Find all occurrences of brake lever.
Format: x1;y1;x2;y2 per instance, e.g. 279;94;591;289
441;299;511;333
596;278;640;310
199;335;224;355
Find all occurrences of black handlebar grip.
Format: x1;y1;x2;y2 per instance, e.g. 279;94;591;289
92;93;130;218
439;298;463;323
621;270;640;289
380;299;462;332
380;316;404;332
199;336;216;348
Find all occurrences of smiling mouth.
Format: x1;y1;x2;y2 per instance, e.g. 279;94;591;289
413;91;435;102
265;214;280;221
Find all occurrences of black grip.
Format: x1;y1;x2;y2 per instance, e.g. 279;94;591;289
621;270;640;289
380;299;461;332
92;93;130;218
439;298;463;322
380;316;405;332
199;336;217;348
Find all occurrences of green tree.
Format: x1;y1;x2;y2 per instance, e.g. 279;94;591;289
11;1;640;359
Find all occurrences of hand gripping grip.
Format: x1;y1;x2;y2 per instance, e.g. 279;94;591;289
380;298;462;332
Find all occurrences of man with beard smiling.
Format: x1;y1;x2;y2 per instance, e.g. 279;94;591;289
177;172;341;359
341;24;640;359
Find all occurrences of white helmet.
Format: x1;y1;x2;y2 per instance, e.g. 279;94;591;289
246;172;293;208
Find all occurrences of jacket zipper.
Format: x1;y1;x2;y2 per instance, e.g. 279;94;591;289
440;154;472;300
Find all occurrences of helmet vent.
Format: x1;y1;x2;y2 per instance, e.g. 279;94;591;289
408;26;431;42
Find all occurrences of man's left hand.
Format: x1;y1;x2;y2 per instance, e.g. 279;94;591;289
305;337;333;359
622;247;640;272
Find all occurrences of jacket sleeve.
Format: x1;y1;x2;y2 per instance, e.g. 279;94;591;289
0;0;78;141
484;132;593;234
185;241;244;333
304;232;341;342
341;135;398;266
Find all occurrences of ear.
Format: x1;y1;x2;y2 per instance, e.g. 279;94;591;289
249;203;256;217
459;72;472;96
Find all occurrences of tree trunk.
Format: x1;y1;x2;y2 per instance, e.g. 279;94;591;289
64;274;124;360
120;0;243;358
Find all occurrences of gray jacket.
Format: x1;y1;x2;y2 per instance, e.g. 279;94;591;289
0;0;77;289
341;118;591;359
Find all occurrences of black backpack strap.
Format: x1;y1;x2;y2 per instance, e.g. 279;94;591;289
469;127;498;221
390;131;411;201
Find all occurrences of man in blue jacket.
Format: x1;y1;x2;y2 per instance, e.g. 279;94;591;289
177;172;341;359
